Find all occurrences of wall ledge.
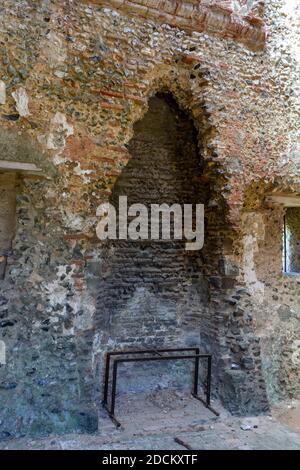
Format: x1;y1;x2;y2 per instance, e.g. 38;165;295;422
0;160;45;177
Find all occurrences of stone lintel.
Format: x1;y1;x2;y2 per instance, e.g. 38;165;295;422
0;160;45;177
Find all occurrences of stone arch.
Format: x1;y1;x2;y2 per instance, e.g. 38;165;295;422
124;63;216;168
98;92;209;333
103;62;229;223
80;70;271;422
92;86;230;409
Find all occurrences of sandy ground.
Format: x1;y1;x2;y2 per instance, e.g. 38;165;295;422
0;391;299;450
272;399;300;435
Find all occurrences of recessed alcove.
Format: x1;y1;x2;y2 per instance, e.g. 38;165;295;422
95;93;217;394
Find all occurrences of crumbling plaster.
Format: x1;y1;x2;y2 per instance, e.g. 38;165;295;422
0;0;299;437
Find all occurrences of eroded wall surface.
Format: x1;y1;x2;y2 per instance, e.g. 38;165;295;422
285;207;300;273
0;0;299;437
0;174;16;280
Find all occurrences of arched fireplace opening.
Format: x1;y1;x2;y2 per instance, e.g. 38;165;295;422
96;92;216;396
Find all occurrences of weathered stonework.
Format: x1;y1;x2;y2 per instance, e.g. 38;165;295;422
0;173;16;280
0;0;299;438
284;207;300;273
86;0;267;50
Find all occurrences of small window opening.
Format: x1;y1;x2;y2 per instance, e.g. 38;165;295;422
283;207;300;274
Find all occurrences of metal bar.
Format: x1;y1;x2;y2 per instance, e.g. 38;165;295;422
103;348;200;404
174;437;194;451
111;360;118;417
193;347;200;396
103;352;111;405
192;394;220;417
105;347;199;356
102;348;217;427
103;403;122;428
113;354;211;364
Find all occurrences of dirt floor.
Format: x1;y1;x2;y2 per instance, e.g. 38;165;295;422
0;391;299;450
272;399;300;435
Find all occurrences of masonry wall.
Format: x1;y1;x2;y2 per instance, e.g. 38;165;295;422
94;93;210;392
237;201;300;404
0;174;16;280
0;0;299;438
285;208;300;273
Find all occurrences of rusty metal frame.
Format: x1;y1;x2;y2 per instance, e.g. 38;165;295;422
102;347;219;427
